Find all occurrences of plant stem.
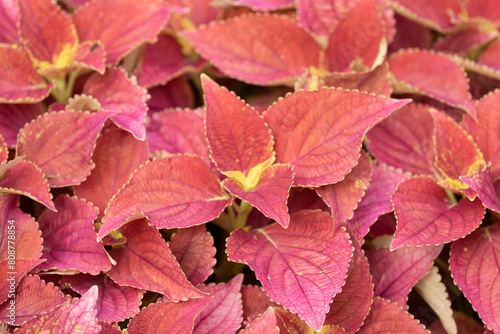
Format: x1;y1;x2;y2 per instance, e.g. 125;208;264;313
234;200;253;229
444;189;458;205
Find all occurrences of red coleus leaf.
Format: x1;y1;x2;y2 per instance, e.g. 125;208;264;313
0;135;5;163
134;33;206;88
229;0;293;11
0;45;53;103
461;166;500;213
100;322;122;334
83;67;149;140
431;109;486;199
274;307;345;333
429;311;485;334
0;103;42;147
317;150;374;225
367;243;443;308
126;296;211;334
73;125;148;220
37;196;112;274
15;285;100;333
169;224;216;286
356;297;430;333
392;176;485;249
366;103;436;175
325;232;373;333
60;273;145;323
146;76;195;112
223;164;294;228
389;49;476;118
226;210;353;331
182;14;321;86
0;194;42;261
17;110;111;187
0;274;68;326
296;0;357;37
193;274;243;334
434;27;497;55
450;223;500;333
264;88;410;187
0;0;18;44
0;158;55;211
287;188;329;216
106;219;205;301
323;0;387;73
240;307;279;334
465;0;500;27
0;259;45;305
478;40;500;72
348;164;410;242
72;0;178;64
241;285;278;322
99;155;231;240
389;14;433;52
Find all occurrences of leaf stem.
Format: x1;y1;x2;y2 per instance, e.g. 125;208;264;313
233;200;253;229
444;189;458;205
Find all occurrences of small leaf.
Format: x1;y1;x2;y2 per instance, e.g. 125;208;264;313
461;166;500;213
450;223;500;333
241;285;278;322
182;14;321;85
106;219;206;301
17;110;111;187
392;176;485;249
434;27;496;55
0;103;42;147
264;88;410;186
99;155;231;241
240;307;279;334
0;259;45;305
274;307;345;333
226;210;352;331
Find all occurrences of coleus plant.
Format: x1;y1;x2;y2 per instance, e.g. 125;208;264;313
1;0;500;333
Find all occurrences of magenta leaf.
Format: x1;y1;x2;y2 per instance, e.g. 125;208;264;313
0;0;18;44
83;67;149;140
392;176;485;249
0;274;68;325
229;0;293;10
461;166;500;213
450;223;500;333
193;274;243;334
287;188;329;216
348;164;410;242
15;285;100;333
223;164;293;228
0;135;5;163
356;297;430;333
169;224;216;285
434;27;496;55
106;219;206;301
60;273;145;323
0;259;45;305
99;155;231;241
240;307;279;334
367;243;443;308
146;76;195;112
100;322;123;334
274;307;345;333
429;311;485;334
297;0;356;36
37;196;112;274
241;285;278;322
127;296;211;333
263;88;410;186
226;210;353;331
73;125;148;220
0;103;42;147
182;15;321;85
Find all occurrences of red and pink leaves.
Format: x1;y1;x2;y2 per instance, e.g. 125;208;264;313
264;88;409;187
182;15;321;86
226;210;352;331
99;155;231;240
450;223;500;333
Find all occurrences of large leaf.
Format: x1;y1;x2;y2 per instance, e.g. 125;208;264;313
263;88;410;186
98;155;231;241
226;210;352;331
182;14;321;85
450;223;500;333
106;219;206;301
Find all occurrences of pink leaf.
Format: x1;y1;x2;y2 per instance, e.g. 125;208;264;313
389;50;476;118
241;285;278;322
100;322;123;334
72;40;106;74
0;275;68;325
193;274;243;334
240;307;279;334
275;307;345;333
229;0;293;11
264;88;410;186
15;285;100;334
466;0;500;27
0;259;45;305
348;164;410;242
182;14;321;85
392;176;485;249
99;155;231;241
167;0;219;26
127;296;211;333
317;150;374;225
450;223;500;333
0;103;42;147
83;67;149;140
106;219;206;301
60;273;145;323
17;110;111;187
37;196;112;274
429;311;485;334
169;224;216;285
0;0;18;44
223;164;293;228
461;166;500;213
297;0;356;36
434;27;497;55
0;45;53;103
388;14;432;52
287;188;330;216
72;0;177;64
0;135;5;163
367;244;442;308
146;76;194;112
478;40;500;72
226;210;353;331
356;297;430;333
366;103;436;175
73;125;148;220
